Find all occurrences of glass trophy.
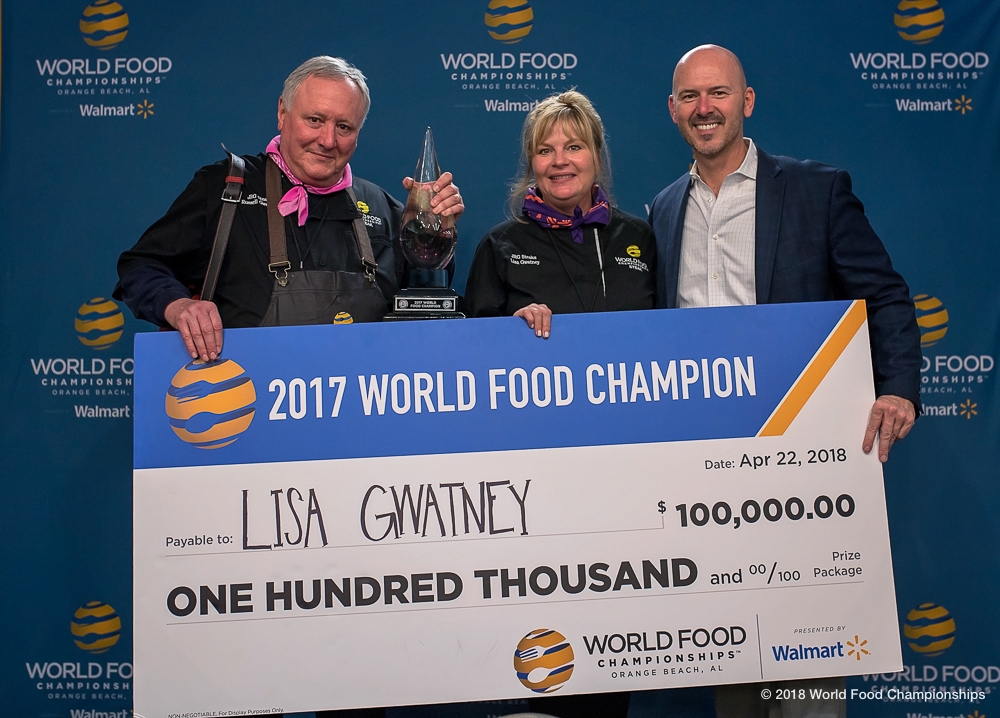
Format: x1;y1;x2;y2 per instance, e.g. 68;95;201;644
385;127;465;321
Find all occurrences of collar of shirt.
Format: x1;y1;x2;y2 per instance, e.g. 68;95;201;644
677;138;758;309
689;138;759;190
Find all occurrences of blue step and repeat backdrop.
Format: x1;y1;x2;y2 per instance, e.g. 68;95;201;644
0;1;997;717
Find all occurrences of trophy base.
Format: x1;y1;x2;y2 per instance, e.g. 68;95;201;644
383;288;465;322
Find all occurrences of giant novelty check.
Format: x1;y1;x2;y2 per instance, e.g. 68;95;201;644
133;301;902;716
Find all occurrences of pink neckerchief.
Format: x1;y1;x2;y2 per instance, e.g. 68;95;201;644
265;135;352;226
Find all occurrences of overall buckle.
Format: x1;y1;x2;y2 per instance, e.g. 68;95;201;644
269;261;291;287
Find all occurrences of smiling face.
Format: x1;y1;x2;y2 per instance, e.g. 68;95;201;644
531;120;597;216
668;46;755;166
276;74;366;187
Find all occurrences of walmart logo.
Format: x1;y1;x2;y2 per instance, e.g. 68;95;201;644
771;641;846;662
80;0;129;50
894;0;944;45
78;100;158;118
959;399;978;419
846;635;870;661
895;97;973;113
165;358;256;449
485;0;533;43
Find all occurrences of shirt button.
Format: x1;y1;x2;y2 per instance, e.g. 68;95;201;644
712;273;719;279
707;198;713;203
318;259;327;267
713;234;718;240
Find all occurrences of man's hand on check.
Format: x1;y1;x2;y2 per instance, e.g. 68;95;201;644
165;297;224;362
863;394;916;463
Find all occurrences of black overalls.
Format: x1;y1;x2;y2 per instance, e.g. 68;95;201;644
260;158;388;326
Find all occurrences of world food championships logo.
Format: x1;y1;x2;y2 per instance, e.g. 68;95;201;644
165;358;257;449
904;603;956;657
514;628;575;693
71;601;122;654
486;0;534;43
80;0;129;49
860;602;998;701
894;0;943;45
35;0;173;112
439;0;581;113
75;297;124;349
531;622;748;688
914;292;994;418
848;1;989;113
29;296;134;417
25;600;131;703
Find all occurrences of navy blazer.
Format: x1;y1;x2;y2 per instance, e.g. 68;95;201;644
648;149;921;407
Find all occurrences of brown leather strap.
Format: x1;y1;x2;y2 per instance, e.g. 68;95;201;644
265;157;291;286
264;160;378;285
199;152;245;302
345;186;378;283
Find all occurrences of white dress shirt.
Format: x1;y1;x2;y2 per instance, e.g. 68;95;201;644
677;139;758;308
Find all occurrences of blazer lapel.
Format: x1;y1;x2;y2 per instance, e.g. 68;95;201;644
664;179;691;309
754;151;784;304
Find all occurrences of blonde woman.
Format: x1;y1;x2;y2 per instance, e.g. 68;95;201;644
464;90;655;337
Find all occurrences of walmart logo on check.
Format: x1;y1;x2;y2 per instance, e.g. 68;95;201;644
772;642;846;662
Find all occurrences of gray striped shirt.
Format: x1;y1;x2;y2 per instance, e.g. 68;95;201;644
677;139;758;308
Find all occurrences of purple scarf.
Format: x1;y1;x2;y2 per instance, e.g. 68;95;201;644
523;185;611;244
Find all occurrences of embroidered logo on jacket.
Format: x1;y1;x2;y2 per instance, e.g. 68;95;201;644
240;193;266;206
615;255;648;272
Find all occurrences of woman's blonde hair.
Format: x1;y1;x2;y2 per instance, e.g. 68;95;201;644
508;90;613;218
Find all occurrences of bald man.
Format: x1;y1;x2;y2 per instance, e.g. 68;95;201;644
649;44;920;462
647;45;922;718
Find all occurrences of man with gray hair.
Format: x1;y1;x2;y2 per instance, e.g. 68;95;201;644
115;56;464;358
